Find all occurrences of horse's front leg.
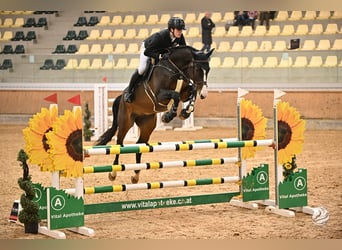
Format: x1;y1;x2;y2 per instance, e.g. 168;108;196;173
179;84;197;120
158;90;180;123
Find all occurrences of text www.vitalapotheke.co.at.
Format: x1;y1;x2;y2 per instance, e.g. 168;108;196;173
120;197;192;210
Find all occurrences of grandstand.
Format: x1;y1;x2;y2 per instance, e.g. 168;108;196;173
0;10;341;84
0;10;341;127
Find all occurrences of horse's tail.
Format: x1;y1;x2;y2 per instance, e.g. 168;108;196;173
95;95;121;145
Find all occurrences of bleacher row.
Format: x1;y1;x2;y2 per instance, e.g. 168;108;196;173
0;10;341;83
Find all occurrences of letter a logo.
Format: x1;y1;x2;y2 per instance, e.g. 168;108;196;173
51;195;66;211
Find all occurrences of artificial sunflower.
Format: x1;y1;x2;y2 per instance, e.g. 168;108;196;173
277;101;305;165
240;99;268;159
22;105;58;171
46;107;83;177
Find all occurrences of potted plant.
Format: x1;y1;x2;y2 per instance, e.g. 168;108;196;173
83;102;94;141
17;149;40;234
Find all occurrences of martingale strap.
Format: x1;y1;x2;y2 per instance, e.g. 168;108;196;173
143;79;183;113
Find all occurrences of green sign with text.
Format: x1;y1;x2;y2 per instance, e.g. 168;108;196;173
279;168;308;208
242;163;269;202
47;187;84;230
32;183;47;220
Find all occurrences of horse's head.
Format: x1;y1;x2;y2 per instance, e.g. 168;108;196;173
191;48;214;99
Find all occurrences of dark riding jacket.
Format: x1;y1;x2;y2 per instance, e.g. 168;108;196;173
144;29;186;60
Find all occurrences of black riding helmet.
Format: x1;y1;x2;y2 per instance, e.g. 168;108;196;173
168;17;186;30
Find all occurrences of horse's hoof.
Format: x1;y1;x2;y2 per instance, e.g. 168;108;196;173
131;175;139;184
108;172;117;181
179;109;191;120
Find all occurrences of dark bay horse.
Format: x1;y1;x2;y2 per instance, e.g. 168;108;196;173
96;45;214;183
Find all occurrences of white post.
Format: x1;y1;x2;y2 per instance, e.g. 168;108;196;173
94;84;108;141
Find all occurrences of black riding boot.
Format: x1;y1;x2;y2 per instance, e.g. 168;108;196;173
124;70;141;103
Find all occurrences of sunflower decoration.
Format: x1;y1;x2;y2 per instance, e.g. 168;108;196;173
22;105;58;171
277;101;305;165
46;107;83;177
283;155;297;180
240;99;268;159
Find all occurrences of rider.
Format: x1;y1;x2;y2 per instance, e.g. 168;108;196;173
124;17;187;103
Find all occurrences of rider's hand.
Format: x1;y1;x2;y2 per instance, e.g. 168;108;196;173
159;53;169;60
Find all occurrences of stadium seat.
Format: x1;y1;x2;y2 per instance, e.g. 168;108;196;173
253;25;267;36
101;43;114;54
244;41;258;52
76;30;88;40
146;14;158;25
66;44;78;53
288;11;302;21
220;57;235;68
64;59;78;69
0;59;13;70
258;40;272;51
14;44;25;54
230;41;244;52
0;45;13;54
40;59;54;70
223;12;235;22
136;28;149;39
110;15;122;26
102;58;115;69
123;28;137;39
302;11;317;20
76;44;89;54
280;25;295;36
226;26;239;37
192;41;202;50
87;29;100;40
301;40;316;51
292;56;308;67
184;13;197;24
114;43;126;54
211;12;222;23
52;44;66;54
331;11;342;19
89;58;103;69
74;16;87;26
98;29;112;40
112;29;124;39
12;17;25;27
35;17;48;28
316;39;331;50
331;39;342;50
294;24;309;35
2;31;13;41
212;27;226;37
63;30;77;40
87;16;99;26
11;31;25;41
275;11;288;21
115;58;128;69
158;14;171;24
307;56;323;67
272;40;287;51
216;41;230;52
24;31;36;41
2;18;13;27
278;56;293;67
316;11;331;20
135;15;146;24
248;57;264;68
323;23;338;34
122;15;134;25
97;15;110;26
127;58;140;69
263;56;278;68
126;43;139;54
76;59;90;69
89;44;102;54
309;24;323;35
233;57;249;68
187;27;200;38
322;55;337;67
239;26;253;37
53;59;66;70
209;57;221;68
265;25;280;36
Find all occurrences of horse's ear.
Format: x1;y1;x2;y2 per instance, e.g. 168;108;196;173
206;48;215;58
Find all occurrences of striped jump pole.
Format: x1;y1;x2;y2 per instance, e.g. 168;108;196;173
83;176;240;194
83;157;239;174
83;139;274;156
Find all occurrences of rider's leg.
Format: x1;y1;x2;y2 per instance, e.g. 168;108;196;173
124;43;148;103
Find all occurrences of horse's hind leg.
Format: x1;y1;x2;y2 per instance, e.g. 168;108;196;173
132;114;157;183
